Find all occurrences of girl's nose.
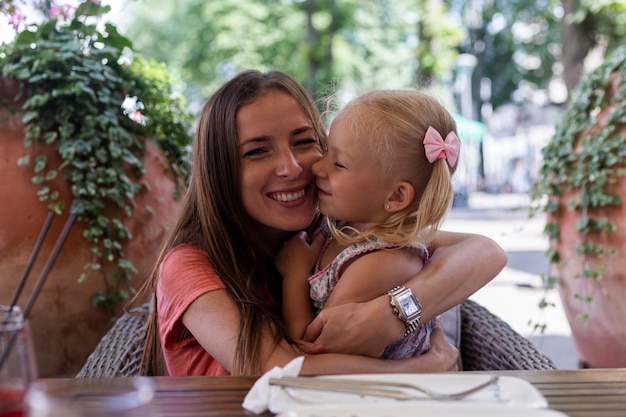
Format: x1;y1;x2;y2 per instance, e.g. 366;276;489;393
276;150;303;178
312;155;326;178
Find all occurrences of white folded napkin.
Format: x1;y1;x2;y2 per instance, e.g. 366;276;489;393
242;356;305;414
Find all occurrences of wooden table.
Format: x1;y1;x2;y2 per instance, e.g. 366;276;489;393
491;369;626;417
47;369;626;417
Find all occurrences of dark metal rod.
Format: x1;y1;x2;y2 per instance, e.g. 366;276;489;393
6;211;55;318
0;213;77;371
23;213;77;319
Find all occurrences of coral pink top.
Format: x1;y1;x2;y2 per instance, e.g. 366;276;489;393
157;243;229;376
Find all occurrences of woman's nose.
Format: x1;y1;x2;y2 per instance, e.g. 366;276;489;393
276;149;303;178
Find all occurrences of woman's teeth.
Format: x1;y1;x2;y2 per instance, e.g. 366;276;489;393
271;189;305;202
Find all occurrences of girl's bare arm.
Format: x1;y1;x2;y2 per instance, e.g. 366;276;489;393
276;231;325;339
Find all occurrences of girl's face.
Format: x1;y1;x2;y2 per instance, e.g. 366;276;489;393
237;90;322;237
312;115;393;231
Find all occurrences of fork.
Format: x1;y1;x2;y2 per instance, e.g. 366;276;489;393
269;375;499;401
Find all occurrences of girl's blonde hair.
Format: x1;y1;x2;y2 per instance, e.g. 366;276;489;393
330;89;458;247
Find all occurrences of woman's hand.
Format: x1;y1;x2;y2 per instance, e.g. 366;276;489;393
415;326;459;371
298;295;405;356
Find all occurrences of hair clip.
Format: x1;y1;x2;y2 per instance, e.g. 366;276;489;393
423;126;460;167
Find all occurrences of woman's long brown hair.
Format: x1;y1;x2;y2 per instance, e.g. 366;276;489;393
135;70;327;376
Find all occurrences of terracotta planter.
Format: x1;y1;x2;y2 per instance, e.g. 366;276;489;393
550;185;626;368
547;72;626;368
0;79;184;376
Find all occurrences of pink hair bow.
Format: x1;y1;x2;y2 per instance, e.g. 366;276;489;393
423;126;460;167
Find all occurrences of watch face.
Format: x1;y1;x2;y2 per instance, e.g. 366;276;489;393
398;293;419;316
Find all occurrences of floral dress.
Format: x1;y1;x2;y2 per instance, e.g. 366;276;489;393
308;226;438;359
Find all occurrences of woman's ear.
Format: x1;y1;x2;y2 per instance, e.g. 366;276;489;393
385;181;415;212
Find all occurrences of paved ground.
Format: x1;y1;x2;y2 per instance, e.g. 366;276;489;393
444;192;579;370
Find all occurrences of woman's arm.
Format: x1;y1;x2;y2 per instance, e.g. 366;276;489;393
183;289;458;376
299;326;458;375
300;231;507;356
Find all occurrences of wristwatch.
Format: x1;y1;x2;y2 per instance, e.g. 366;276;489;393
386;286;422;336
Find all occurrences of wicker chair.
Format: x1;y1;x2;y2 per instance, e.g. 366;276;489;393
76;299;556;377
459;300;556;370
76;303;150;378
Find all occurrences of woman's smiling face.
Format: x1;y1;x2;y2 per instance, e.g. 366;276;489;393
237;89;323;237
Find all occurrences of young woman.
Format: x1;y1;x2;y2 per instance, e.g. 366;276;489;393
138;70;507;376
278;90;461;359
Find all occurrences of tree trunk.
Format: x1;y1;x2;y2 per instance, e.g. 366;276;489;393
561;0;595;99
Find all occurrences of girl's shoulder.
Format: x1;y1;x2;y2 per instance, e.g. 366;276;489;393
348;237;428;261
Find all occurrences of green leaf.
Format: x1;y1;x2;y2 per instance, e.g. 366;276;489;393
33;154;48;174
43;131;58;144
103;23;134;51
118;258;138;273
48;202;65;215
22;111;39;124
45;170;57;180
24;92;51;107
37;186;50;201
90;291;106;307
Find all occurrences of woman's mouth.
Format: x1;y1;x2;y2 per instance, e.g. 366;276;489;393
269;188;306;202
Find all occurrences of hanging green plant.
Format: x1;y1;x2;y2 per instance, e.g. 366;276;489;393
0;1;193;308
531;45;626;317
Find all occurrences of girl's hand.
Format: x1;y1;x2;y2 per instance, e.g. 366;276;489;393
275;230;325;280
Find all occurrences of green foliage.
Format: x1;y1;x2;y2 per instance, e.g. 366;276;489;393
412;0;464;85
449;0;563;109
0;1;193;308
122;0;626;113
532;45;626;314
122;0;461;108
123;0;311;106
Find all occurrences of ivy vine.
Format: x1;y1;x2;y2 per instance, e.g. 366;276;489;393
0;1;193;308
532;45;626;318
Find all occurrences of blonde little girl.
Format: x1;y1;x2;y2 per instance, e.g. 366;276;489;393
276;89;460;359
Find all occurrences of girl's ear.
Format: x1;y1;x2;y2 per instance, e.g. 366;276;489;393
385;181;415;212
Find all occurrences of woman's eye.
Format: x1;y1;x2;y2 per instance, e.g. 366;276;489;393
294;138;318;147
334;162;346;169
242;148;267;158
